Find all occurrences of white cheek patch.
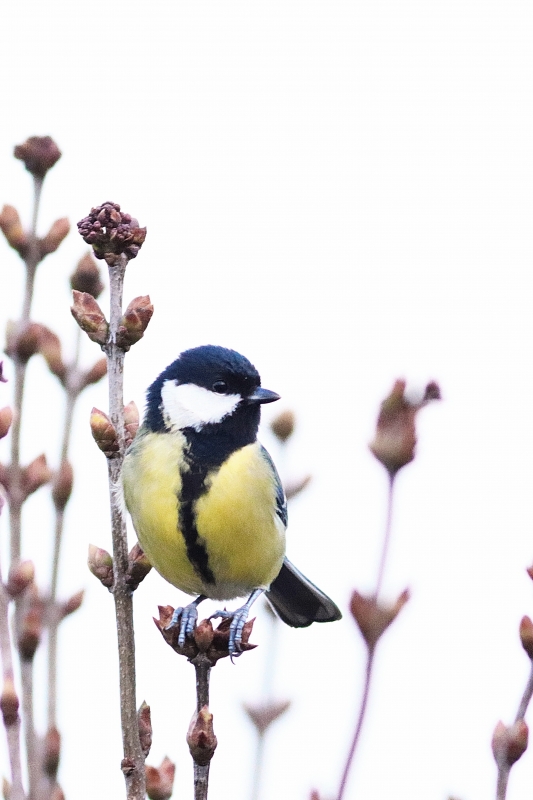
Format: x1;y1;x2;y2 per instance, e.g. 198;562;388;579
161;381;241;431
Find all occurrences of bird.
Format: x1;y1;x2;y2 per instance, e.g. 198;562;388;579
122;345;341;656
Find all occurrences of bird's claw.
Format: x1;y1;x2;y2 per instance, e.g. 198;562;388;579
165;603;199;647
210;607;250;659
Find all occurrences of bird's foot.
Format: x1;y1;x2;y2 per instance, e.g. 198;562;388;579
165;595;206;647
210;589;264;659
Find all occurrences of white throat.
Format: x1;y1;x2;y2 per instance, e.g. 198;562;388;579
160;381;241;432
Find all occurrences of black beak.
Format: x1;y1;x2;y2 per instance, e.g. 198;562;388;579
246;387;280;405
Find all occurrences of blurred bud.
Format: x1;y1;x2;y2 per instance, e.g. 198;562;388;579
126;543;152;591
369;379;441;477
124;401;140;447
492;720;528;767
6;560;35;598
350;589;410;649
88;544;114;588
0;362;7;383
138;701;152;759
520;616;533;659
71;291;109;346
193;619;215;652
0;678;19;726
90;408;119;456
243;699;291;735
80;358;107;390
37;327;66;380
310;792;321;800
50;787;65;800
2;779;10;800
145;757;176;800
61;589;84;618
70;252;105;298
21;454;52;499
39;218;70;258
116;296;154;350
44;726;61;777
0;205;27;255
5;321;41;363
187;706;217;766
271;410;295;442
52;460;74;510
14;136;61;178
285;474;312;501
0;407;13;439
18;593;43;660
77;202;147;265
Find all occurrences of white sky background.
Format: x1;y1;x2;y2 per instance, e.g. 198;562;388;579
1;1;533;798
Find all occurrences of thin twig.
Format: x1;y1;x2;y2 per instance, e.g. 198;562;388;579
375;475;395;598
105;254;145;800
192;653;212;800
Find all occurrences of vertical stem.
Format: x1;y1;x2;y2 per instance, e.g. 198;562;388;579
374;475;395;598
337;648;375;800
0;568;25;800
193;655;211;800
105;255;145;800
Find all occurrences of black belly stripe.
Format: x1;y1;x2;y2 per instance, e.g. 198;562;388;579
178;459;215;585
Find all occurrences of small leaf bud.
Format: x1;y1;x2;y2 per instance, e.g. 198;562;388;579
39;218;70;258
14;136;61;178
18;598;43;660
124;401;140;447
37;327;66;381
492;720;528;767
71;291;109;345
243;699;291;735
187;706;217;766
138;701;152;758
88;544;114;588
52;460;74;510
0;678;19;726
0;205;27;255
126;543;152;591
116;296;154;350
43;726;61;777
61;589;84;618
520;616;533;659
21;454;52;498
0;407;13;439
70;252;105;298
80;358;107;389
350;589;410;649
145;757;175;800
6;560;35;598
90;408;119;456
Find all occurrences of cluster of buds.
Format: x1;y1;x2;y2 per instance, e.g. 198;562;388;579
145;756;175;800
350;589;410;650
71;291;153;351
370;379;441;477
89;402;139;457
88;542;151;592
77;202;146;265
155;607;256;663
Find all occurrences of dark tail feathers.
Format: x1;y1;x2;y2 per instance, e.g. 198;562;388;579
265;558;342;628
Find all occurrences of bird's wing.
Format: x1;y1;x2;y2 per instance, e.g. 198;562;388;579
259;444;288;528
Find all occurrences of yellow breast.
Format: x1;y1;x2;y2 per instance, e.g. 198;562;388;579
122;430;286;600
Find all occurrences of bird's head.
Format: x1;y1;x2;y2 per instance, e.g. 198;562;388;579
145;346;279;441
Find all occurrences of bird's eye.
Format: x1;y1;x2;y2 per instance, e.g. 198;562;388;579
212;380;227;394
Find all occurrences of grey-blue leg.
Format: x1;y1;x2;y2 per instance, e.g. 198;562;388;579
166;595;207;646
210;588;264;657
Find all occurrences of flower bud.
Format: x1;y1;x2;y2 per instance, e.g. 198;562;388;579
243;699;291;735
0;407;13;439
520;616;533;659
21;454;52;498
138;701;152;758
116;296;154;350
350;589;410;649
90;408;119;456
492;720;528;767
0;205;27;255
145;757;175;800
70;252;105;298
187;706;217;766
14;136;61;178
80;358;107;390
18;599;43;660
39;218;70;258
6;560;35;598
87;544;114;588
43;726;61;776
271;410;295;442
193;619;215;652
52;460;74;510
369;380;441;477
5;321;41;363
71;291;109;346
126;543;152;591
77;202;147;265
61;590;84;618
0;678;19;726
124;401;140;447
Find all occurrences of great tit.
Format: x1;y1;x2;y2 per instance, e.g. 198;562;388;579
122;345;341;656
